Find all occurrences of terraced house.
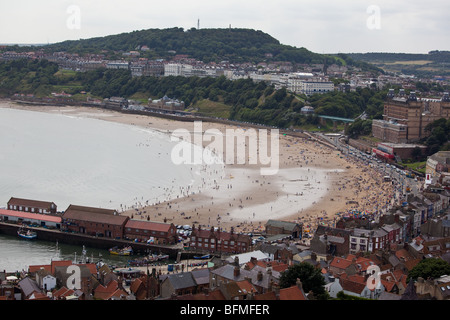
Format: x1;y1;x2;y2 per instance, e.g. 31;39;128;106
189;225;251;254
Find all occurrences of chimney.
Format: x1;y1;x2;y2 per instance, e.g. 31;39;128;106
234;266;240;277
296;278;303;291
257;271;263;281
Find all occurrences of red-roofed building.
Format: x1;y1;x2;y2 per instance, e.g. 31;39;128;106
0;208;61;228
329;257;357;276
124;219;177;244
28;260;73;275
62;204;128;238
7;197;57;214
189;225;251;254
52;287;75;300
94;279;120;300
279;284;307;300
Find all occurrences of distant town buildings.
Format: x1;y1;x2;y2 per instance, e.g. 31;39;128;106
372;90;450;143
147;95;185;112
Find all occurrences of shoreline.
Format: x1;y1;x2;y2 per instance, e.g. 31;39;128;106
0;99;395;235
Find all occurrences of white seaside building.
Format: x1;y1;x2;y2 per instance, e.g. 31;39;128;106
297;80;334;95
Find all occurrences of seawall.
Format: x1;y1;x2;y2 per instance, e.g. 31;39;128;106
0;222;180;258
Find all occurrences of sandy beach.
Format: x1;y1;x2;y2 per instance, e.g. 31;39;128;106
1;100;395;235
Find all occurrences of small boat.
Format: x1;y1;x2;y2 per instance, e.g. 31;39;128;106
193;254;211;259
109;246;133;256
17;227;37;240
128;253;170;266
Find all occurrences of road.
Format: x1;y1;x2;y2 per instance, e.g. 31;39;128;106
312;132;423;207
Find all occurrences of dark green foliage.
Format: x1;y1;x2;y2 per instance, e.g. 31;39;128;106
279;262;328;300
335;291;372;300
0;59;58;96
406;258;450;283
422;118;450;155
0;59;386;130
38;27;380;71
345;119;373;138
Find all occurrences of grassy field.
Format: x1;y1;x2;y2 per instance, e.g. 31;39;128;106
192;99;232;118
383;60;433;65
400;161;427;174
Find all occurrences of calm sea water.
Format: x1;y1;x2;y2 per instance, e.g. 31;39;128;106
0;107;223;210
0;233;139;272
0;106;222;271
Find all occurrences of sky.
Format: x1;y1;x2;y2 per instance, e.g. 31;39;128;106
0;0;449;54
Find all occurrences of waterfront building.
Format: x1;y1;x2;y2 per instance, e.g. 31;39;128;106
147;95;185;112
7;197;57;214
61;205;128;239
124;219;177;244
0;208;61;228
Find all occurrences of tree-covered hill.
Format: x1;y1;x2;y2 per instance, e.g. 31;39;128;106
346;51;450;77
41;27;381;72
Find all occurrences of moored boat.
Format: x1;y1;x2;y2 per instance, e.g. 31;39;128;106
128;253;170;266
17;227;37;240
109;246;133;256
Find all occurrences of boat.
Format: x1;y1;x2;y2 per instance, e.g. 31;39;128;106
128;253;170;266
17;227;37;240
193;254;211;259
109;246;133;256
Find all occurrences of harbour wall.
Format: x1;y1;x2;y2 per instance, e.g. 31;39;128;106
0;222;180;258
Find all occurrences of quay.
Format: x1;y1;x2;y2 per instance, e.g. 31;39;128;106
0;222;181;259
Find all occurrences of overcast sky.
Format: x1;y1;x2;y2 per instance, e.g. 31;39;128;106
1;0;449;53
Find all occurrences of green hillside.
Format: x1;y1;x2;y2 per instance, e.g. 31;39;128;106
346;51;450;77
42;27;380;72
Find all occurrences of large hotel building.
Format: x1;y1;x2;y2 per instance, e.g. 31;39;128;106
372;89;450;143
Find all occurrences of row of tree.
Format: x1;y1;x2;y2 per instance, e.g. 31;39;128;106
1;59;388;130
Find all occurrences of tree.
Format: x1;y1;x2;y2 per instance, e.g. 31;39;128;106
279;262;328;299
407;258;450;283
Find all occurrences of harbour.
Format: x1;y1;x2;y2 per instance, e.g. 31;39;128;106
0;233;133;272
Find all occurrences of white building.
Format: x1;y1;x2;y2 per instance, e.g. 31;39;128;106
298;81;334;95
106;61;130;70
164;63;183;76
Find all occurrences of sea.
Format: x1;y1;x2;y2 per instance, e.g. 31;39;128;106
0;106;223;272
